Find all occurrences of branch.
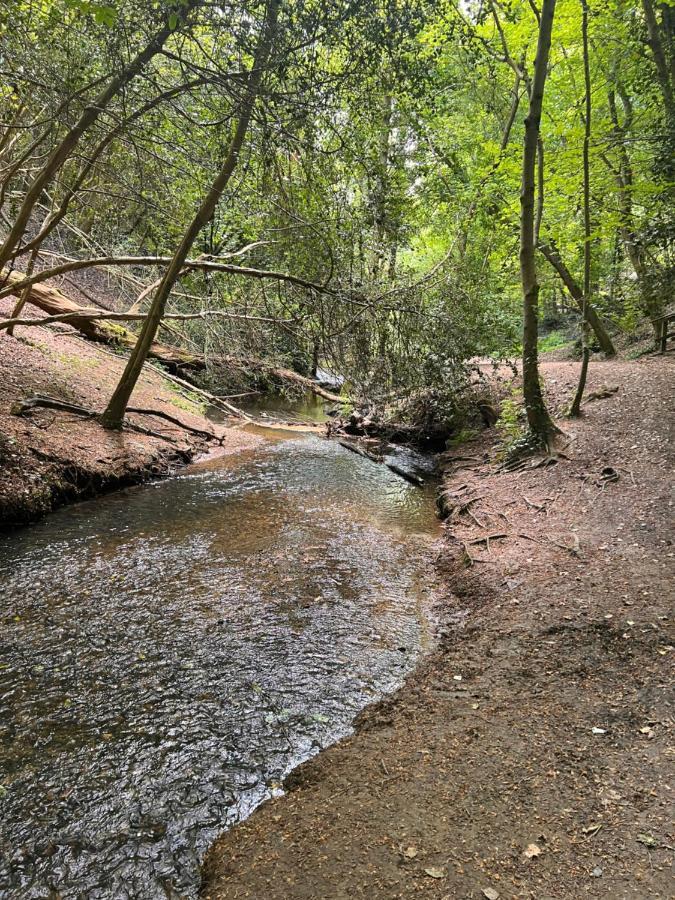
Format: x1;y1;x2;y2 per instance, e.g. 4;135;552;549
0;255;334;301
0;307;300;332
11;394;220;442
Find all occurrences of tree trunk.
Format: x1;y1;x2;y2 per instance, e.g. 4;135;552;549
641;0;675;123
101;0;281;428
570;0;593;418
606;83;664;340
538;242;616;356
520;0;558;446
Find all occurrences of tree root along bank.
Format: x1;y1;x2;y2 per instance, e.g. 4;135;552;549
0;306;263;526
201;357;673;900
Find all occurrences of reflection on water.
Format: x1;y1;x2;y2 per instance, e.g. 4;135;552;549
238;390;331;422
0;435;439;898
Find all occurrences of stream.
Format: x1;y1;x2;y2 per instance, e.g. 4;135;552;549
0;425;440;898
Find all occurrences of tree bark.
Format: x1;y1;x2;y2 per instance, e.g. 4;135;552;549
641;0;675;123
520;0;558;445
101;0;281;429
570;0;593;417
605;81;664;339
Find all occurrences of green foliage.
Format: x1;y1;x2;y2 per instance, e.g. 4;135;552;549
445;426;478;448
1;0;672;416
496;395;525;447
538;331;570;353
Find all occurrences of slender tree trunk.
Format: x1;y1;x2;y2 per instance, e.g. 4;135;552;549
520;0;558;445
371;92;392;280
606;83;664;340
6;247;39;337
641;0;675;122
538;242;615;355
100;0;280;429
0;4;199;270
570;0;593;417
311;339;320;378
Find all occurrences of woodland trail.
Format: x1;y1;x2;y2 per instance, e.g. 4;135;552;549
202;356;674;900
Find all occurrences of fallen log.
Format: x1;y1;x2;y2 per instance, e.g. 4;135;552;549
0;271;346;402
0;270;201;370
337;439;380;463
385;462;425;487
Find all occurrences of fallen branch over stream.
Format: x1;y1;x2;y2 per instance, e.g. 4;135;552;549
337;438;426;487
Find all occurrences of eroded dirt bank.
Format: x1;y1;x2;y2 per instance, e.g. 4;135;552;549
202;357;673;900
0;300;262;526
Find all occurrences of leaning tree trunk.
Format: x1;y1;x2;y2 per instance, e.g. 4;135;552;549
101;0;281;428
520;0;558;446
538;242;615;356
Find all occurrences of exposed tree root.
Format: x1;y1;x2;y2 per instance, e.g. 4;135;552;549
500;425;566;471
10;394;220;444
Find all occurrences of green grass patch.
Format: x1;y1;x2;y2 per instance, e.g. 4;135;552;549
163;380;207;415
538;330;570;353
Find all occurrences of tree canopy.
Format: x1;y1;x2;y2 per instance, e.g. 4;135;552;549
1;0;672;435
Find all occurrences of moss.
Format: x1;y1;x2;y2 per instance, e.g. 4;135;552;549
495;392;527;459
162;379;207;415
50;350;102;370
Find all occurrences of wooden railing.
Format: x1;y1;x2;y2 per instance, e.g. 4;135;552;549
654;311;675;354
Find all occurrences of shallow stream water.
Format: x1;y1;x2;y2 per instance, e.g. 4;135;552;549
0;428;439;898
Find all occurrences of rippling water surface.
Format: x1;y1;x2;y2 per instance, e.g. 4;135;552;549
0;432;439;898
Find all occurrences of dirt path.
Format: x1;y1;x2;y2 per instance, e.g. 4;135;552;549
202;356;674;900
0;299;262;525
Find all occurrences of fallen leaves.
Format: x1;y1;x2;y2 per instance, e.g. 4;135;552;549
523;842;542;859
636;832;658;848
423;866;446;879
481;889;500;900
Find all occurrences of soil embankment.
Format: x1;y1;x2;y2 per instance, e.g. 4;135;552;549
202;356;674;900
0;298;262;526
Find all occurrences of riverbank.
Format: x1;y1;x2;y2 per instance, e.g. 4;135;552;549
201;355;674;900
0;302;262;526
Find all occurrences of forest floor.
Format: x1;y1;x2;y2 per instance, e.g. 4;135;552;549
0;298;262;526
202;355;674;900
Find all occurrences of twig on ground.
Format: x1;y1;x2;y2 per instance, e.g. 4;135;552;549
467;532;508;546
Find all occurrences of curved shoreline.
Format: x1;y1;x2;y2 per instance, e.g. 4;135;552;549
200;357;674;900
0;312;262;528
